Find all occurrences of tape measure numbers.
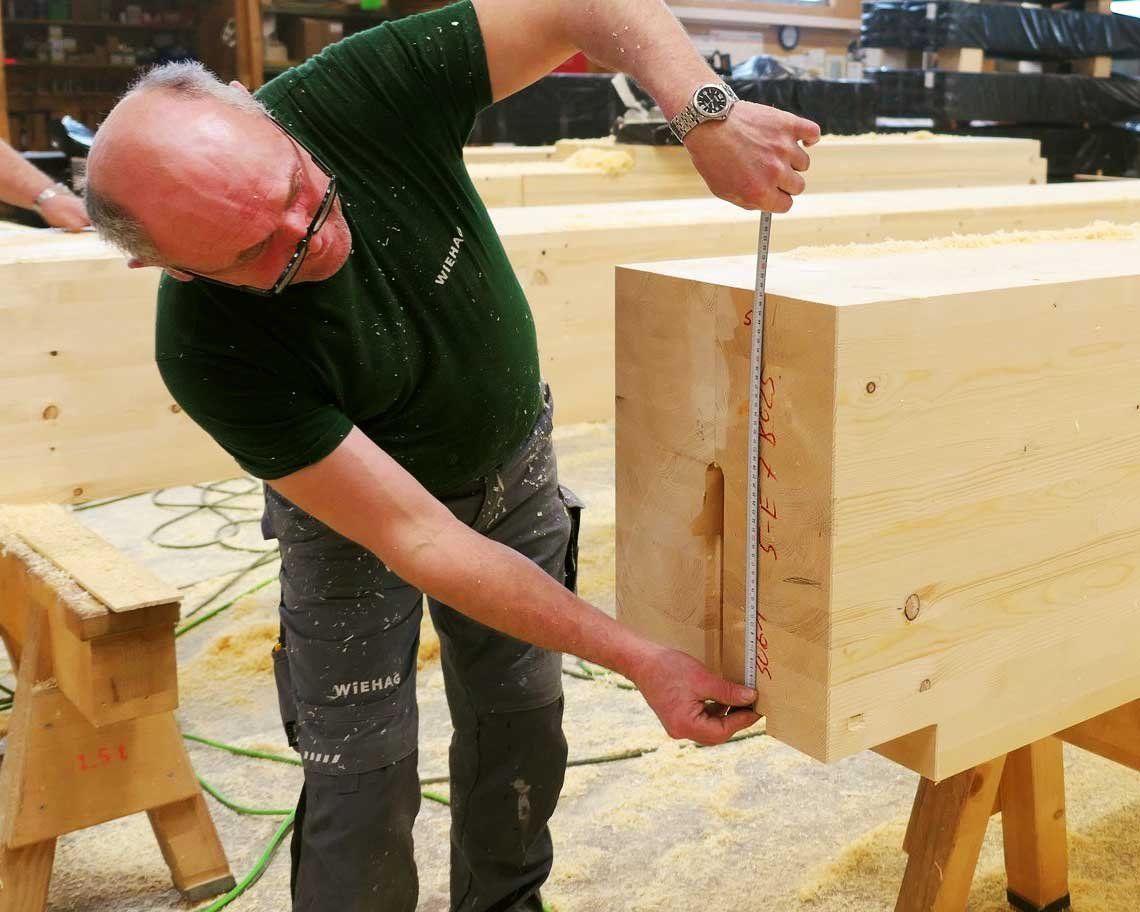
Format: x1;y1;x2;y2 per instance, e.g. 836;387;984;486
744;212;773;692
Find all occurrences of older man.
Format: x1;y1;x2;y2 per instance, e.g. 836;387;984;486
85;1;818;909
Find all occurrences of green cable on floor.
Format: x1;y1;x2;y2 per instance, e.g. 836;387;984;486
174;576;278;638
185;731;302;766
198;777;294;817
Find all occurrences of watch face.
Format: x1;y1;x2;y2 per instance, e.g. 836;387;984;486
694;86;729;116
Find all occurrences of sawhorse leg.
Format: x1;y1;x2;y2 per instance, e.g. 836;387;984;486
897;755;1006;911
0;839;56;911
1001;739;1070;912
149;794;235;902
897;738;1071;912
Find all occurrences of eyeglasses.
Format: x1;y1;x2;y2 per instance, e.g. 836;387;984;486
179;115;338;297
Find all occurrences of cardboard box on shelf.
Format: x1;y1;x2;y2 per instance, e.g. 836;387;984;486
279;17;344;61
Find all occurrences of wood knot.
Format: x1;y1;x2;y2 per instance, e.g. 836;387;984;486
903;594;921;621
865;381;877;394
72;487;84;498
919;678;932;692
42;404;60;420
170;404;182;414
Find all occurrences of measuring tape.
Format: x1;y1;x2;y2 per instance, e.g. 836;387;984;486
743;211;773;692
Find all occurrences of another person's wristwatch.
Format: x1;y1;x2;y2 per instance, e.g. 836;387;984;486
32;182;74;213
669;82;739;143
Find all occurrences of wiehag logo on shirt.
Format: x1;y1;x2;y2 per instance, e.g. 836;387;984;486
435;226;466;286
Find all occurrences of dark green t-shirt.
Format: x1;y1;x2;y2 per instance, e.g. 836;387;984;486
155;0;543;494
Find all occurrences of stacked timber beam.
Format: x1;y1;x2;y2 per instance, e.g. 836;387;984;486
466;133;1046;207
0;230;240;505
493;180;1140;423
862;0;1140;175
614;223;1140;781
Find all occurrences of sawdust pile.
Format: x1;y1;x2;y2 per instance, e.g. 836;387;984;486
565;148;635;177
785;220;1140;260
557;136;616;151
821;130;937;142
797;790;1140;911
182;619;279;707
418;611;441;669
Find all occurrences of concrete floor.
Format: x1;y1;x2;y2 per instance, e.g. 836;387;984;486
4;421;1138;911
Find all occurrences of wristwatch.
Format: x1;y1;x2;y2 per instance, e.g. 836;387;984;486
32;182;74;213
669;82;739;143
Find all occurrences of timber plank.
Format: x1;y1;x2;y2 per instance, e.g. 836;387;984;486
0;505;179;613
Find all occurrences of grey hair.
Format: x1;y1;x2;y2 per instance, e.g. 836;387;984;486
86;60;266;261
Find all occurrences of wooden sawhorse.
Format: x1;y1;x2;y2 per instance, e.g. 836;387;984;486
896;701;1140;911
0;505;235;911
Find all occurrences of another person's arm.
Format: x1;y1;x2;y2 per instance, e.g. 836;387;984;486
270;429;761;746
0;138;89;230
471;0;821;213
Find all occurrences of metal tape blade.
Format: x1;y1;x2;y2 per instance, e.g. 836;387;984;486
744;212;772;692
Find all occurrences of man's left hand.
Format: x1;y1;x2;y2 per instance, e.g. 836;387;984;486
685;101;821;213
39;193;91;232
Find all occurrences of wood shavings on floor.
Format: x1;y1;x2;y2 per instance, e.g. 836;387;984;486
182;616;279;709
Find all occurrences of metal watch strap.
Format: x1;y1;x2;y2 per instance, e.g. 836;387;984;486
669;82;739;143
669;105;703;142
33;182;72;212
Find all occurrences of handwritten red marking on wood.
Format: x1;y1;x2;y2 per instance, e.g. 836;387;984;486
77;743;128;773
756;370;779;680
757;374;779;564
756;612;773;680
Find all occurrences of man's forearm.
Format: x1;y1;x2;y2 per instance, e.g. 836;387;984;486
557;0;717;117
396;513;658;682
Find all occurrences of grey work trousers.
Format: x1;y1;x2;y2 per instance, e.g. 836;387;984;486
261;388;581;912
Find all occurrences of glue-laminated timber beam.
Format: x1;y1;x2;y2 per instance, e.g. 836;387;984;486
467;134;1047;207
0;232;242;505
616;227;1140;779
493;180;1140;424
4;181;1139;505
463;145;558;164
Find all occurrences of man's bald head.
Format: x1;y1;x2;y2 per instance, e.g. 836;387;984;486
86;61;270;263
87;60;352;289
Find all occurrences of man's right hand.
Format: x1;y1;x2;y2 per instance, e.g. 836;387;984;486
630;644;761;746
